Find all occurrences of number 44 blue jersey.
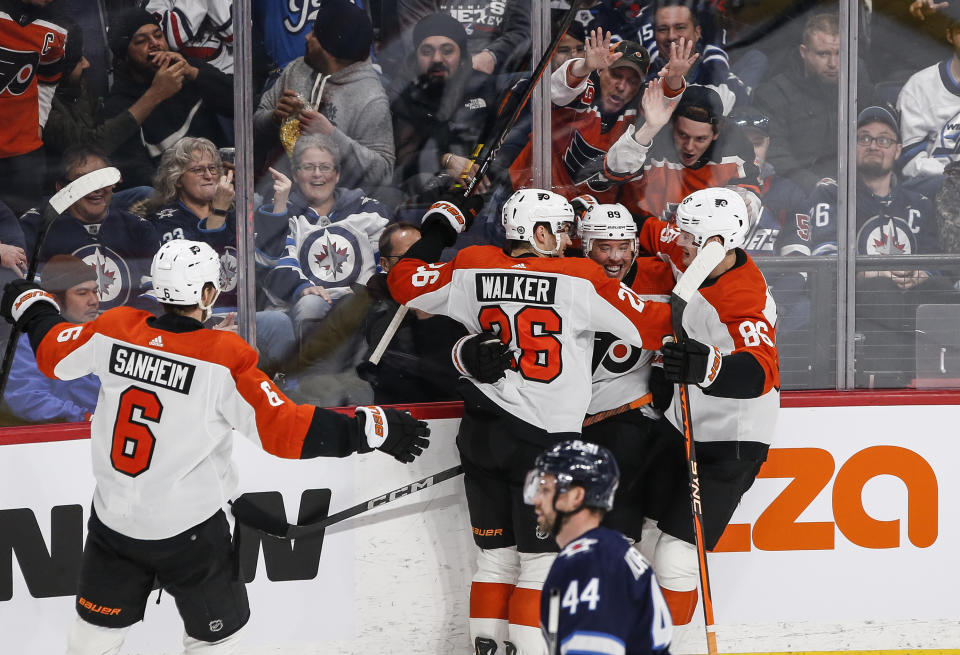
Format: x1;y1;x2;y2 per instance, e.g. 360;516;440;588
541;526;672;655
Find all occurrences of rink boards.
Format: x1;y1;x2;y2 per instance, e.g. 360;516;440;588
0;398;958;654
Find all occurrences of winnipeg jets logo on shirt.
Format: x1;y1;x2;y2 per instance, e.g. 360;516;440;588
299;225;362;287
73;244;133;310
561;537;598;557
857;215;917;256
219;246;238;293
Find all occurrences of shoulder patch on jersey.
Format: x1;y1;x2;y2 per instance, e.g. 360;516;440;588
560;537;598;558
624;546;651;580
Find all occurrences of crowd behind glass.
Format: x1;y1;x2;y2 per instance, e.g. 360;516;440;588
2;0;959;425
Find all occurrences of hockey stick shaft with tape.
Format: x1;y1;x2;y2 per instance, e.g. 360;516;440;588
666;239;725;655
367;2;584;365
231;464;464;539
0;167;122;404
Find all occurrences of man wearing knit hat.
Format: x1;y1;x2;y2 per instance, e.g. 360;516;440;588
254;0;394;191
4;254;100;424
389;12;503;197
100;7;234;189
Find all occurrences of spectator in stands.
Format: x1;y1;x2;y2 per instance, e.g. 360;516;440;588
358;222;466;403
753;13;872;191
0;0;68;216
778;106;955;387
146;0;234;73
389;13;503;200
5;255;99;424
140;136;297;373
608;84;760;220
645;0;749;114
898;4;960;178
0;200;27;279
255;135;392;349
101;8;233;189
254;0;394;191
509;29;693;203
44;16;180;201
20;145;160;312
396;0;531;74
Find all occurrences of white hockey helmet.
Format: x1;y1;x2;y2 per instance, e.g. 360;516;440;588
674;187;749;251
577;203;638;255
501;188;574;256
146;240;222;315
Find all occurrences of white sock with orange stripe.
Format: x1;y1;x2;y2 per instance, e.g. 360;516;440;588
470;547;519;653
506;551;554;655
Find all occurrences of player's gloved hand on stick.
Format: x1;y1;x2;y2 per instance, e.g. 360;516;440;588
648;361;674;411
422;192;484;236
0;280;61;330
354;406;430;463
661;337;722;386
456;331;513;383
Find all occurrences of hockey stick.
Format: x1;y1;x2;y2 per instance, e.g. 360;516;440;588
230;463;464;539
0;167;122;404
545;586;561;655
366;2;584;365
664;239;726;655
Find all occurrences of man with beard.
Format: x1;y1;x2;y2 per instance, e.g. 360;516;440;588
254;0;394;191
778;106;956;387
388;12;503;199
100;8;233;189
526;440;672;655
42;16;184;191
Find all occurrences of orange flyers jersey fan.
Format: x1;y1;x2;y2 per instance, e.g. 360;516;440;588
34;307;315;540
589;257;674;416
388;246;673;433
0;11;67;157
639;218;780;445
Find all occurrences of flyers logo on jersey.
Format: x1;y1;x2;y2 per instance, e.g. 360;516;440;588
0;48;40;96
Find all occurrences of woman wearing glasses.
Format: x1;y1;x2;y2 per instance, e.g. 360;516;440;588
255;135;394;402
142;137;297;372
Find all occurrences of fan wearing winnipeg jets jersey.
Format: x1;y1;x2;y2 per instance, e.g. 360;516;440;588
528;441;672;655
21;148;160;312
0;239;429;655
897;9;960;178
635;187;779;627
508;29;689;203
387;190;672;655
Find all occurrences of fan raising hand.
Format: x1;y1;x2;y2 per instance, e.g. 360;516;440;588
570;28;621;78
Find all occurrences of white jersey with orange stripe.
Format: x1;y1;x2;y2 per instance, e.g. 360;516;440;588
638;218;780;446
388;245;674;434
32;307;339;540
146;0;234;73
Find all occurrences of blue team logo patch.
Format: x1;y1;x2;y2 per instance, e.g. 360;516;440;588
71;244;133;310
935;109;960;159
220;246;238;293
298;225;362;288
560;537;598;558
856;215;917;255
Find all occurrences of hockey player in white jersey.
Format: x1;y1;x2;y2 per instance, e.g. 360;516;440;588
0;240;429;655
527;440;672;655
635;187;780;626
387;189;673;654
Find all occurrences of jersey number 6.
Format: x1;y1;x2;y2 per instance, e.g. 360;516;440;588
110;386;162;477
478;305;563;383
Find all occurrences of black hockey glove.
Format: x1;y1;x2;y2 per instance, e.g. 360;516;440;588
661;338;723;387
421;193;484;238
355;406;430;463
648;363;674;411
0;280;61;331
456;331;513;383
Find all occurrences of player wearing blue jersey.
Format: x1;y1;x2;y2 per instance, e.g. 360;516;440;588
526;440;672;655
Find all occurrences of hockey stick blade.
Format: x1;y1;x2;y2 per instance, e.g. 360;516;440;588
368;304;408;365
231;464;464;540
0;166;122;404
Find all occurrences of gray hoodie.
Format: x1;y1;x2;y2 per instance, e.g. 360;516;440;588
255;58;395;189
